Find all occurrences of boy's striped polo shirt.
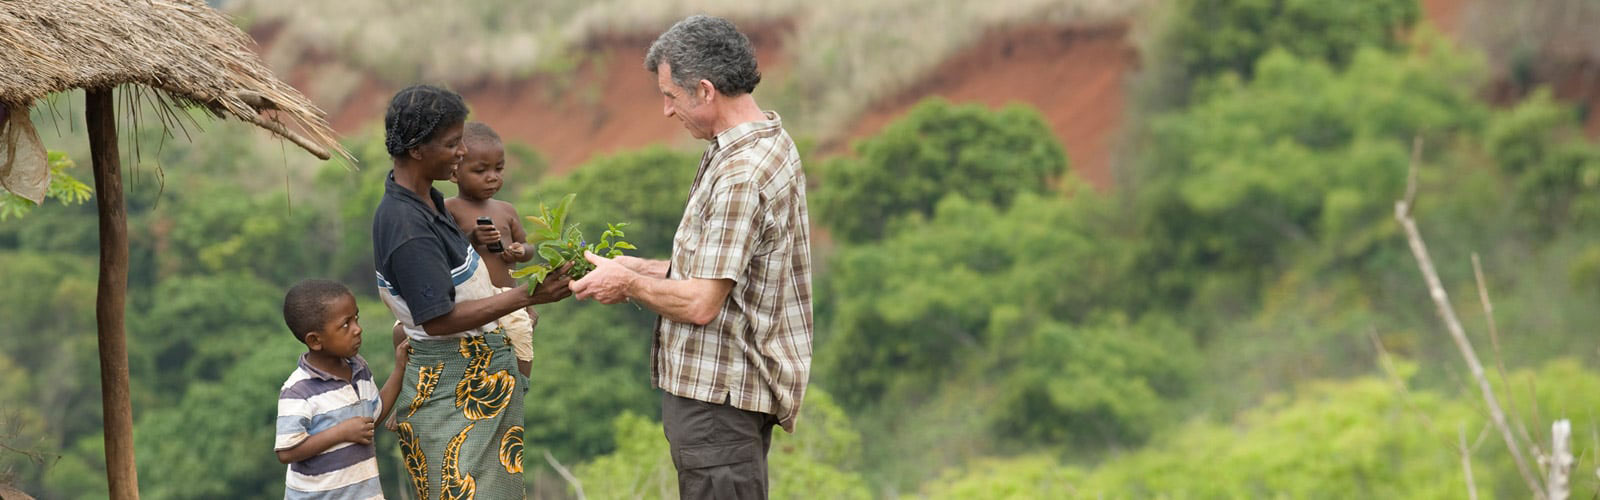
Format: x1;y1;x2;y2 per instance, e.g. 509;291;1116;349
274;353;384;500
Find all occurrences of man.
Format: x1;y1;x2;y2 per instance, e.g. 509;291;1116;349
569;14;813;499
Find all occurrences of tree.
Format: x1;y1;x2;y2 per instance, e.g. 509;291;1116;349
818;193;1145;408
1484;89;1600;235
814;98;1068;243
1141;0;1419;107
990;314;1197;448
133;333;303;500
126;273;285;409
1134;41;1486;295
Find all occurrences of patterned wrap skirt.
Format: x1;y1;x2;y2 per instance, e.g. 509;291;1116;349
392;328;526;500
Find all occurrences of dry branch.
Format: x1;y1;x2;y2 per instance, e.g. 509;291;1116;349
1394;136;1546;499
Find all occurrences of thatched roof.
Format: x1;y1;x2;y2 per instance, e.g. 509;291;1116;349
0;0;349;162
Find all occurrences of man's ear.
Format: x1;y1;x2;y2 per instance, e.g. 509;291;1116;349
304;332;325;352
698;79;717;104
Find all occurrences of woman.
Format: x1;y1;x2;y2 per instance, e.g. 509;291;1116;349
371;84;570;499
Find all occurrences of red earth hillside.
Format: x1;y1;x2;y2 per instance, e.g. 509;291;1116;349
251;21;791;177
831;23;1135;191
255;1;1545;191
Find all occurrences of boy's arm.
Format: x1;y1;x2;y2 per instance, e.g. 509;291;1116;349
376;340;410;424
275;417;374;464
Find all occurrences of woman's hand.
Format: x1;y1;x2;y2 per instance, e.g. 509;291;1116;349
523;262;575;305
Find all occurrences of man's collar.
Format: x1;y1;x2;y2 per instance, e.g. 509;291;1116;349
711;110;781;150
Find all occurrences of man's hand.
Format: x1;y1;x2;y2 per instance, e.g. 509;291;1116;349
333;416;376;446
571;251;635;304
472;224;503;247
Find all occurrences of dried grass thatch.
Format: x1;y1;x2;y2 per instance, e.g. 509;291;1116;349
0;0;350;163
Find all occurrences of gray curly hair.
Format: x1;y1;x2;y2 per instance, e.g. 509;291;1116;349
644;15;761;97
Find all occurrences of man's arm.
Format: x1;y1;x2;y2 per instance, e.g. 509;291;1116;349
615;255;668;279
572;160;759;323
572;252;731;325
629;274;733;326
276;417;374;464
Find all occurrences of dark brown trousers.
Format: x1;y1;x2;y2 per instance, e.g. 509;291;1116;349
661;391;779;499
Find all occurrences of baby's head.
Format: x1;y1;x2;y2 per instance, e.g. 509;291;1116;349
451;122;507;201
282;279;363;358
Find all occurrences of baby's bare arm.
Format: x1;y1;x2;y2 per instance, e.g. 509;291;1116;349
497;200;535;263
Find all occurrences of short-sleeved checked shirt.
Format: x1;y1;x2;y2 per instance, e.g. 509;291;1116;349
655;111;813;432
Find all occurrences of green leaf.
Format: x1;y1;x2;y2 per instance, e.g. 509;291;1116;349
526;214;553;233
613;241;637;250
551;193;576;230
509;264;550;279
538;245;563;263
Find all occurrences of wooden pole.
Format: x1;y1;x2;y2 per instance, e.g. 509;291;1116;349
87;87;138;499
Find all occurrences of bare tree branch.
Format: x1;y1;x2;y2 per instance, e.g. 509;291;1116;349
1474;253;1539;451
1462;424;1480;500
544;449;586;500
1394;136;1546;499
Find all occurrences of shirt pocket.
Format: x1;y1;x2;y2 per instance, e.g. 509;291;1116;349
671;218;702;271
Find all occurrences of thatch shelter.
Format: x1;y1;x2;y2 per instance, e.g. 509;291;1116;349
0;1;350;497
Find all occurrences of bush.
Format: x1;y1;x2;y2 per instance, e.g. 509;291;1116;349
814;98;1068;243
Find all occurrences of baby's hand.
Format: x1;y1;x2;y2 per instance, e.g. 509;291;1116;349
501;242;527;263
334;416;375;445
472;224;502;247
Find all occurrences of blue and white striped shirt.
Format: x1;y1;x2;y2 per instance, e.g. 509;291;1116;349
274;353;384;500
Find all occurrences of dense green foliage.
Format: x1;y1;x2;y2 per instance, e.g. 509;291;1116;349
0;151;93;220
814;99;1068;243
11;1;1600;498
574;389;873;499
1144;0;1419;106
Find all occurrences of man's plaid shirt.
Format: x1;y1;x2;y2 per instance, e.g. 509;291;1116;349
654;111;814;431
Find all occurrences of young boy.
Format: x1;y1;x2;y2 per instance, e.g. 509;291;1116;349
275;279;407;499
443;121;539;376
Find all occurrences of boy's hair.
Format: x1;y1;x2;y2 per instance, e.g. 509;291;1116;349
384;84;469;157
283;279;352;343
463;121;502;150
